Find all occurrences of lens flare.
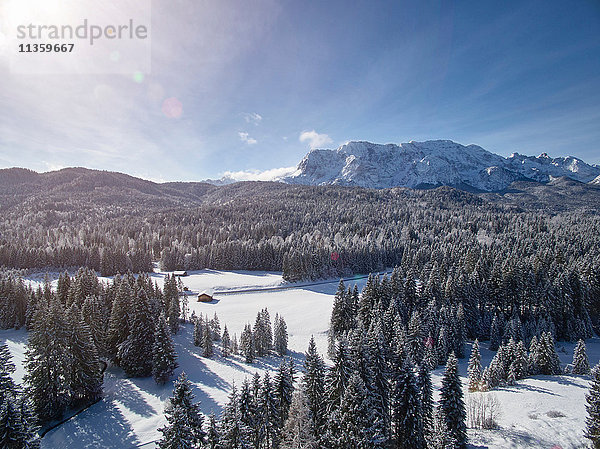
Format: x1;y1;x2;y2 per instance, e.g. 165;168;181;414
162;97;183;118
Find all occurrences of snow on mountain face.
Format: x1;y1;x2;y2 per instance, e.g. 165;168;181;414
591;175;600;185
283;140;600;192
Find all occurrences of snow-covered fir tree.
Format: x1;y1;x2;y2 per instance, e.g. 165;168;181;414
220;384;248;449
65;303;103;405
302;336;326;446
106;281;132;363
158;372;206;449
210;313;221;341
259;372;280;448
163;274;180;335
467;339;482;392
439;352;467;449
118;288;155;377
193;316;203;347
152;311;178;384
417;363;434;435
222;325;231;358
391;356;425;449
573;339;591;375
241;324;255;363
24;297;69;422
203;319;214;358
0;343;16;402
274;359;295;426
274;314;289;357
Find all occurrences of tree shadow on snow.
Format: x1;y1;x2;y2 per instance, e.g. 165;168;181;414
110;379;157;417
42;398;139;449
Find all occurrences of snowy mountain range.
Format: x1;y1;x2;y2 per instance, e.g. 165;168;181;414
278;140;600;192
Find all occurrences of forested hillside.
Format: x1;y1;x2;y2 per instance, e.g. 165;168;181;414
1;167;599;336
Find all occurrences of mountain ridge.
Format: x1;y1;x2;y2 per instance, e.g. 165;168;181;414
281;140;600;192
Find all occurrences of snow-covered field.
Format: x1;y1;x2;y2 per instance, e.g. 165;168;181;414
1;269;596;448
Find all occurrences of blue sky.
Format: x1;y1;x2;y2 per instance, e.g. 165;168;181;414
0;0;599;181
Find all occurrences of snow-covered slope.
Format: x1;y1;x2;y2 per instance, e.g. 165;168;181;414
283;140;600;192
591;175;600;185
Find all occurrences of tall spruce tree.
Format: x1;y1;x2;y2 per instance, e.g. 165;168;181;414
65;304;103;405
24;297;69;422
152;312;178;384
391;357;425;449
274;360;295;426
467;339;482;392
439;352;467;449
241;324;255;364
119;288;155;377
302;336;326;446
158;372;205;448
573;339;591;375
220;384;247;449
222;325;231;358
203;319;214;358
106;281;132;363
274;314;289;357
0;343;16;402
417;363;434;435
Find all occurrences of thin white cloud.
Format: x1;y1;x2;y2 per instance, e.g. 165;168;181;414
299;130;333;149
243;112;263;125
238;131;258;145
222;166;297;181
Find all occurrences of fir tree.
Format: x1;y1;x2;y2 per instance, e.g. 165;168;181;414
193;316;203;347
417;363;434;434
221;384;247;449
259;372;280;448
335;373;374;449
573;339;591;375
24;297;69;422
239;378;258;448
203;319;214;358
490;314;502;351
274;359;295;426
106;281;131;362
222;325;231;358
118;288;155;377
302;336;326;445
0;343;16;401
210;313;222;341
65;304;103;405
241;324;255;364
274;314;289;357
325;340;351;413
152;312;178;384
158;372;205;448
391;358;425;449
467;339;482;392
164;274;180;334
439;352;467;449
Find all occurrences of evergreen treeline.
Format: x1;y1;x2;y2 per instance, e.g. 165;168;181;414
1;184;599;322
159;337;467;449
0;269;181;425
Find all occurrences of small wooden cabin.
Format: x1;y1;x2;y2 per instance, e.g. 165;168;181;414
197;292;213;302
173;271;188;277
